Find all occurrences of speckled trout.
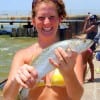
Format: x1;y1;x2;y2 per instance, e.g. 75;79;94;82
31;39;93;80
19;39;93;99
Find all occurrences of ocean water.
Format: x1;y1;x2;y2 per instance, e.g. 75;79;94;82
0;35;37;82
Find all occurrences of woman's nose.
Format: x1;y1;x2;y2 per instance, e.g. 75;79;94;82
44;17;51;25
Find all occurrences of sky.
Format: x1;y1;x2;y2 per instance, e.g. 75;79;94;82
0;0;100;16
65;0;100;15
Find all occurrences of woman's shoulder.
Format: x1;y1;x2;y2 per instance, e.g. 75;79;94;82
12;42;43;64
16;43;38;54
13;43;39;61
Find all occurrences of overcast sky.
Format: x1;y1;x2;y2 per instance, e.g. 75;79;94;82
0;0;100;16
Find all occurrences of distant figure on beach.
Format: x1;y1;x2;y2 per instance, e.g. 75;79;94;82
82;14;98;82
81;49;94;82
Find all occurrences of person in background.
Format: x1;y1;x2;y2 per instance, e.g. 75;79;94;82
3;0;84;100
81;49;94;82
82;14;98;82
82;14;98;51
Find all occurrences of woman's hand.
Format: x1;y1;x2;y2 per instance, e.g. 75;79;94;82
49;47;77;77
85;15;90;22
14;64;38;88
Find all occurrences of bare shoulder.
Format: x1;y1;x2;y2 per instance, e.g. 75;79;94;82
16;43;38;54
6;43;40;80
13;43;43;64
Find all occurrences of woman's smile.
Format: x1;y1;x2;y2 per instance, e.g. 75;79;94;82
42;27;53;35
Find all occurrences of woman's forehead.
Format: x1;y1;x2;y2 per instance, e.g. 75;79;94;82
35;2;58;15
35;1;57;10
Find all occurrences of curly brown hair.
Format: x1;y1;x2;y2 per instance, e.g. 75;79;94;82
32;0;67;19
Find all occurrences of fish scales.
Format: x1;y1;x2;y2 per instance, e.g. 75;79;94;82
32;39;94;80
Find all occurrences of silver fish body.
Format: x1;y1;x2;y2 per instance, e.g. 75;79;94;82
19;39;93;99
32;39;93;80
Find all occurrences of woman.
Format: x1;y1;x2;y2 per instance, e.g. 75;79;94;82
82;14;98;82
3;0;83;100
82;14;98;51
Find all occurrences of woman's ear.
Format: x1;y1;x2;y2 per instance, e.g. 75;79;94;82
32;19;36;27
59;17;63;23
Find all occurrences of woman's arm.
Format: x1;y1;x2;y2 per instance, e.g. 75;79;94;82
82;16;96;34
3;50;25;100
84;25;96;34
82;16;90;34
49;48;84;100
64;54;84;100
3;49;38;100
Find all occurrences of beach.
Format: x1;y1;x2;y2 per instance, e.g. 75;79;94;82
81;45;100;100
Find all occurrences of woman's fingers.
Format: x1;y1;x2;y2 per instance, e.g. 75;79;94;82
15;74;28;88
54;47;71;65
15;64;38;88
50;47;77;70
25;64;38;78
49;58;59;67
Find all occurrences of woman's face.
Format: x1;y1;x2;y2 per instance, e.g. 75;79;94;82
89;18;97;25
32;2;61;40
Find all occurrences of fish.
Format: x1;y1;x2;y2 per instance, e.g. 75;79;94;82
19;38;93;99
31;38;93;80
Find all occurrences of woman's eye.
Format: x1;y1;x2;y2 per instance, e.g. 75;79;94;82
38;17;45;20
38;16;57;21
49;16;55;20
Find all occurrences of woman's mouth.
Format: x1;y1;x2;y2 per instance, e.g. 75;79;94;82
42;27;53;33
